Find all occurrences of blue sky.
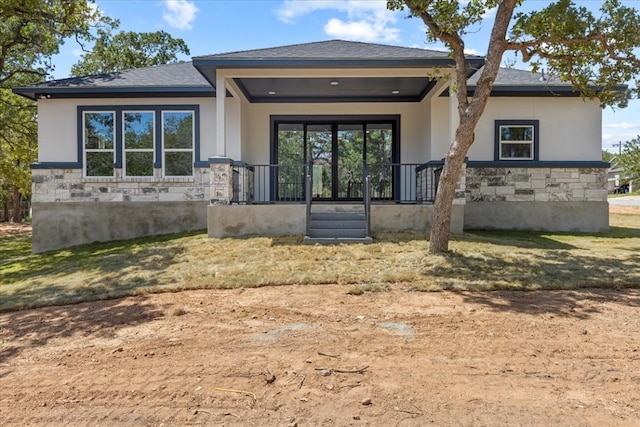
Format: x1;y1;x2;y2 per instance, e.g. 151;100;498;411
51;0;640;153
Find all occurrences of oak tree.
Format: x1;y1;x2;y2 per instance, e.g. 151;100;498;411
387;0;640;253
70;30;190;76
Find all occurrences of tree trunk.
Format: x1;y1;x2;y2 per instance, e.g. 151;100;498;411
11;185;22;223
428;125;475;254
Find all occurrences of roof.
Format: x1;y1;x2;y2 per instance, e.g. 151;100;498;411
195;39;470;61
17;40;607;101
13;61;214;100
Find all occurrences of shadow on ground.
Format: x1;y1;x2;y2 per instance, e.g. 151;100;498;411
0;295;167;366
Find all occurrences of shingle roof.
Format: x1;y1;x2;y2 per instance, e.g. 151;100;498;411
468;66;567;87
194;39;468;61
24;61;210;89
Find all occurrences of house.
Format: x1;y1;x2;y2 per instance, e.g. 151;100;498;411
13;40;610;253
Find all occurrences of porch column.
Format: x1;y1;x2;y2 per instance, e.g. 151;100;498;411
209;157;234;205
216;73;226;157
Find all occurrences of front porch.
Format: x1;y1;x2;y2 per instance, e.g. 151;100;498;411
207;159;466;241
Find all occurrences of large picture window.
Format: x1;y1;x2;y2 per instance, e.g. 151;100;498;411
495;120;539;161
79;105;199;178
84;111;115;177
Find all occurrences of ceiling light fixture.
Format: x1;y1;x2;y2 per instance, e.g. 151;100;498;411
330;81;339;86
268;91;276;95
392;90;400;94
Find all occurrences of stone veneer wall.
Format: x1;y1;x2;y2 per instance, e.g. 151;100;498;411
465;167;608;203
464;166;609;232
32;167;210;203
30;167;210;252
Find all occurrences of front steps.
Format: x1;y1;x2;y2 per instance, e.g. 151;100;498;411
303;210;372;245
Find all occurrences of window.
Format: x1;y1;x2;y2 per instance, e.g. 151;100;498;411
123;111;154;177
84;111;115;177
162;111;194;177
495;120;539;161
79;105;199;178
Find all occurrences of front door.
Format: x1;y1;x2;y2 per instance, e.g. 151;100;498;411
274;117;397;201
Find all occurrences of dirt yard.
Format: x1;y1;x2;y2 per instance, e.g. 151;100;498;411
2;207;640;426
1;285;640;426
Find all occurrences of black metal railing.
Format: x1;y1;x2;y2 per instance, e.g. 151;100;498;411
415;160;444;203
237;162;436;204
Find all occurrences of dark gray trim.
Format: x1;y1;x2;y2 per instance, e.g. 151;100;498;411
467;160;609;168
208;157;233;164
441;84;627;98
13;86;215;100
194;161;210;167
77;104;201;175
30;162;82;169
494;120;539;161
248;95;421;103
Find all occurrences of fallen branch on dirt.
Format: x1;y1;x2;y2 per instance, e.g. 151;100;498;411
318;351;339;358
214;387;256;401
298;374;306;389
314;366;369;376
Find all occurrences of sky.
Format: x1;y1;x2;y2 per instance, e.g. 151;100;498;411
50;0;640;153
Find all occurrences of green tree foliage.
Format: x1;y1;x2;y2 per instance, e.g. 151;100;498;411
70;30;190;76
0;0;115;221
0;0;113;85
387;0;640;253
617;136;640;185
602;150;615;163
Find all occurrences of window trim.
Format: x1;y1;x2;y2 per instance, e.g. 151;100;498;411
77;105;200;178
82;110;116;178
494;119;539;161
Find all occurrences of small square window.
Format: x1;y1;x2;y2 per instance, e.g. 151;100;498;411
495;120;539;161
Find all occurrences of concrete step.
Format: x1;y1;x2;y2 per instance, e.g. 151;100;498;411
303;236;373;245
310;212;365;221
308;219;367;229
307;228;368;238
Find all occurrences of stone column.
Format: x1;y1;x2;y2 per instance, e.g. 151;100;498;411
209;157;234;205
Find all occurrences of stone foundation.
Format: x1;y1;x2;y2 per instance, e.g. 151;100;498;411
30;167;210;252
464;167;608;232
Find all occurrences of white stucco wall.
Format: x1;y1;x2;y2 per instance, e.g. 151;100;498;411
242;101;431;165
467;97;601;161
37;97;217;163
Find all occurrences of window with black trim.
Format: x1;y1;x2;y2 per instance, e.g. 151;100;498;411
123;111;154;177
495;120;539;161
79;105;199;178
84;111;115;177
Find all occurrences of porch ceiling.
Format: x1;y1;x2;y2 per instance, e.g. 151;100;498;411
233;76;438;103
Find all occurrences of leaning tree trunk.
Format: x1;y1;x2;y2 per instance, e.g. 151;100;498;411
11;186;22;223
428;122;476;254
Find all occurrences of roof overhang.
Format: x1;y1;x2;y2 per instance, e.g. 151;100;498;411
12;85;216;100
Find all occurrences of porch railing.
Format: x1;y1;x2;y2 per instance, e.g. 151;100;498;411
232;162;441;204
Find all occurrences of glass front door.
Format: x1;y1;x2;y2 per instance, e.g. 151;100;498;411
275;119;396;201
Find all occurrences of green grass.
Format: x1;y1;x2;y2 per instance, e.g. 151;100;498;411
1;211;640;312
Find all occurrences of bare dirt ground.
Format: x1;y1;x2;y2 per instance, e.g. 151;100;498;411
1;208;640;426
0;221;31;238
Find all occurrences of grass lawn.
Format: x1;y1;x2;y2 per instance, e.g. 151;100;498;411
1;210;639;312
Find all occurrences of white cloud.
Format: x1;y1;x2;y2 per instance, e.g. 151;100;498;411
603;122;640;130
602;133;638;148
277;0;400;43
464;48;481;56
163;0;198;30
